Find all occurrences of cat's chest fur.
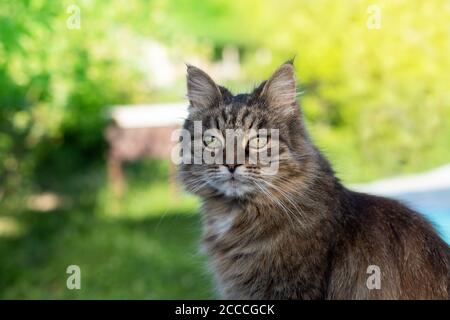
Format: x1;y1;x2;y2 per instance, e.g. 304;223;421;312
200;200;331;299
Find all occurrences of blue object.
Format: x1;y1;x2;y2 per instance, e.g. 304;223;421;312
390;188;450;244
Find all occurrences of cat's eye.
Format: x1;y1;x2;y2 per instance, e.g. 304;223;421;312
203;135;222;149
249;136;269;150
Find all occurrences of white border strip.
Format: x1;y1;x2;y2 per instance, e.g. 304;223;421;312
351;164;450;196
109;102;188;128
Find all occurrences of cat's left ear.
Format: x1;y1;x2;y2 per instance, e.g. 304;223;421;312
257;62;297;115
186;64;222;110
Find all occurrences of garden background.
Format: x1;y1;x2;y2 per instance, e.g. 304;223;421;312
1;0;450;298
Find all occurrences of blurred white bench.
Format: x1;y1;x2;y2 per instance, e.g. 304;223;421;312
105;102;188;197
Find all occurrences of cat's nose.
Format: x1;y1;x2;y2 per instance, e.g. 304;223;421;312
225;164;241;173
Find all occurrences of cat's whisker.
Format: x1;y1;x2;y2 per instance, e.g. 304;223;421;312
249;178;303;228
260;179;307;225
250;181;297;228
259;177;311;220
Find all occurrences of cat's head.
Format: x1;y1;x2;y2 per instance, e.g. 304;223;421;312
178;61;317;199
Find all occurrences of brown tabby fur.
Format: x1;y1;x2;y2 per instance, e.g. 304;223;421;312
178;62;450;299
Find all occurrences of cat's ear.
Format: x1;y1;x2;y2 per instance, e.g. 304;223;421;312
258;62;297;115
186;64;222;109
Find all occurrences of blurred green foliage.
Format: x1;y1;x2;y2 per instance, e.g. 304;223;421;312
1;0;450;298
1;0;450;192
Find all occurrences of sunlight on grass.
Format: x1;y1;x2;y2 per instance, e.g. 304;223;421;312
0;216;25;238
96;182;199;220
94;159;200;220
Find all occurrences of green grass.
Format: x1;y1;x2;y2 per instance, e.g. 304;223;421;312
0;160;215;299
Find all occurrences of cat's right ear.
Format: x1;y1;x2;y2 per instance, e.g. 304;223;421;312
186;64;222;110
258;63;297;116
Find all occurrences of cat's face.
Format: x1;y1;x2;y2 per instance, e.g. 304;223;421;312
178;63;314;199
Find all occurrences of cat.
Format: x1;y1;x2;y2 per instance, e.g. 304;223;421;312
178;61;450;299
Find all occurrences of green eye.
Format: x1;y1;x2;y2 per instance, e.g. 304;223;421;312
204;135;222;149
249;136;268;149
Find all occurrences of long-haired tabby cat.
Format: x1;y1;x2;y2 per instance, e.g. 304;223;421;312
178;61;450;299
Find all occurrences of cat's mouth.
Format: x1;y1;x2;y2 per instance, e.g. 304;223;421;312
212;175;254;197
223;173;243;184
222;176;239;187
